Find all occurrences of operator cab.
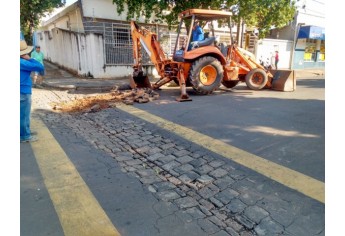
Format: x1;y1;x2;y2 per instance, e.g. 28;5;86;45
173;9;233;62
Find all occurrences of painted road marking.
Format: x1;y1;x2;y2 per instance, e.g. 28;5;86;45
31;118;121;236
118;105;325;204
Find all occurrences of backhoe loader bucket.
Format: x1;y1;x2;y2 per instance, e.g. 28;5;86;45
129;72;152;89
270;69;296;92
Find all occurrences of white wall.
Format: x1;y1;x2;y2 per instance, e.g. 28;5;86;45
35;28;134;79
255;39;293;69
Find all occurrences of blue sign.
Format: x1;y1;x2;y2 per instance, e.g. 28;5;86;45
298;26;325;40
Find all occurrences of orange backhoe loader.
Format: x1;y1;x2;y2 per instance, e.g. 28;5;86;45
130;9;295;101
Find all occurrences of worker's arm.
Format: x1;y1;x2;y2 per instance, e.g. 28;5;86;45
20;58;44;72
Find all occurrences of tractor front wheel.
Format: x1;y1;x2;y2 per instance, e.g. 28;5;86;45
245;68;268;90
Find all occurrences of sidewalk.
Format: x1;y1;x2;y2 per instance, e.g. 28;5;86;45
41;61;131;92
41;60;325;92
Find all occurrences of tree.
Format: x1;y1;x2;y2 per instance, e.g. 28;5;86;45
20;0;66;44
112;0;296;39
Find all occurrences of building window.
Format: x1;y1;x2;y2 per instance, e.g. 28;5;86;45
112;26;132;46
304;39;316;62
319;40;325;61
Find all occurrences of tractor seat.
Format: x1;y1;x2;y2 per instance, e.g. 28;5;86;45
191;37;216;50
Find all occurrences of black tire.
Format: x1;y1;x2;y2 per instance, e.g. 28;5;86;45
222;80;239;88
245;68;268;90
189;56;223;95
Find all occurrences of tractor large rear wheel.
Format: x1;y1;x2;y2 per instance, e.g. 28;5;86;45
245;68;268;90
189;56;223;95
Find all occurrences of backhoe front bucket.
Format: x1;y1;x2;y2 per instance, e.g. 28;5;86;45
129;73;152;89
270;69;296;92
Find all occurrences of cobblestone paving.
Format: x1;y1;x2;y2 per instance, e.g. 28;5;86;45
31;89;325;236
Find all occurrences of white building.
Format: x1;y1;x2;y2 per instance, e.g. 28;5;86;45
36;0;171;79
267;0;325;69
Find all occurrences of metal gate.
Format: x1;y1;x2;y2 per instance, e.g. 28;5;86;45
83;20;187;66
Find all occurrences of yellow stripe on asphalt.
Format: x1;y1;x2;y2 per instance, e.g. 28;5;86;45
31;118;121;236
118;105;325;204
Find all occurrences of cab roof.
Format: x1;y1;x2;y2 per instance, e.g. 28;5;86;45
179;9;232;21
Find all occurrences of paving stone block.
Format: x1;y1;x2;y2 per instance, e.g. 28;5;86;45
224;218;243;232
147;153;165;162
174;187;187;197
147;147;162;155
132;140;150;147
152;201;179;217
211;230;231;236
155;154;176;165
152;181;177;192
194;164;214;175
235;215;255;230
226;199;247;214
162;161;180;171
215;188;240;204
209;160;225;168
114;153;133;162
239;192;263;206
254;217;284;236
157;190;181;201
244;205;269;224
208;215;227;228
140;135;155;141
189;159;207;167
225;227;240;236
209;168;229;178
160;143;175;150
197;175;214;185
176;155;194;164
210;197;224;208
173;149;191;157
175;209;194;223
199;199;215;210
174;164;194;174
186;190;201;200
136;169;156;177
198;184;220;199
185;207;206;219
167;176;182;185
175;196;199;209
140;175;162;185
197;218;221;234
124;159;142;166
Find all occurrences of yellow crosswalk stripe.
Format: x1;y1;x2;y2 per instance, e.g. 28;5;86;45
31;118;121;236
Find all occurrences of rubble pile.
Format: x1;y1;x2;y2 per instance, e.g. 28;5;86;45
51;88;159;113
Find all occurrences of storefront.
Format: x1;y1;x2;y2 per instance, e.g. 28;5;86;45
292;25;325;69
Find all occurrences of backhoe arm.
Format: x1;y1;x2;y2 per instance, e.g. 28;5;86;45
130;21;167;77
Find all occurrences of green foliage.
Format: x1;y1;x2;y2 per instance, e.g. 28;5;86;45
112;0;296;39
20;0;65;43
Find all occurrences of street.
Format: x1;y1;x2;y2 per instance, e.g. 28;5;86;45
20;73;325;236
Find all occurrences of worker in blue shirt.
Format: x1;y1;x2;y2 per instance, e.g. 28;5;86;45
192;20;204;42
20;40;44;143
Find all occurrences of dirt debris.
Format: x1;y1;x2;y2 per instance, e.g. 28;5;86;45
50;88;159;113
